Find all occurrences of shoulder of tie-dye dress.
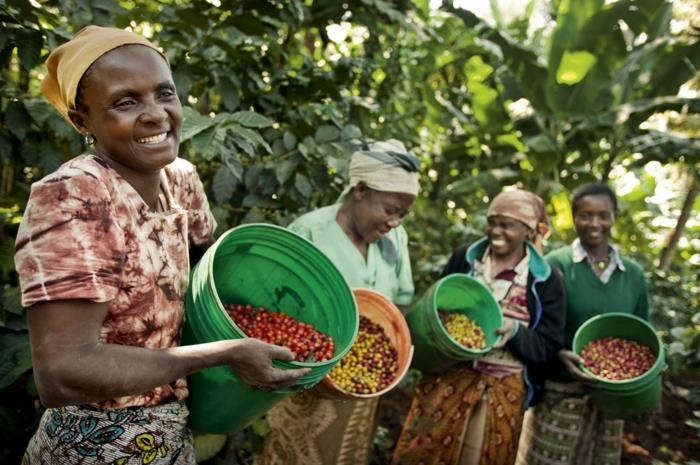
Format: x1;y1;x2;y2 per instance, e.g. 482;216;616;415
162;157;216;245
24;154;119;214
161;157;199;201
35;154;113;185
16;154;125;307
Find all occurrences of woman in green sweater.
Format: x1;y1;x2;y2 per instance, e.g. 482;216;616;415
516;183;649;465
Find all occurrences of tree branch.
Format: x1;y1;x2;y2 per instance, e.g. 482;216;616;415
659;172;699;270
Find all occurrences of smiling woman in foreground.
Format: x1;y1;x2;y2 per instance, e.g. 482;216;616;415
15;26;308;464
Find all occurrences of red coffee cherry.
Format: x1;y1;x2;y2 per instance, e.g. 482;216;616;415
224;303;335;362
580;336;656;380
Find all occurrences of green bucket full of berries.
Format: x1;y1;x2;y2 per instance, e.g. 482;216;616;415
572;312;665;419
182;224;359;433
406;274;503;373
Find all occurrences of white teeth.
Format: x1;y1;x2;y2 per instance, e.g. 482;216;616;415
491;240;506;247
138;132;167;144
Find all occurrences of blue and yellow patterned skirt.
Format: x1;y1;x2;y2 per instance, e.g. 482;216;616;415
23;401;195;464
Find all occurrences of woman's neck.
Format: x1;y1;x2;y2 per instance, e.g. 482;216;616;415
130;175;162;211
489;245;526;277
582;242;609;260
96;153;162;210
336;201;369;258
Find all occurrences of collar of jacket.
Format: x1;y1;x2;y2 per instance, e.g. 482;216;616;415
463;236;551;283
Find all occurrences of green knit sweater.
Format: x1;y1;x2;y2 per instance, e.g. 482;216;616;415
545;245;650;348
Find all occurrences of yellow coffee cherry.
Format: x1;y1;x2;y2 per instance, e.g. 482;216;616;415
438;309;486;350
328;316;398;394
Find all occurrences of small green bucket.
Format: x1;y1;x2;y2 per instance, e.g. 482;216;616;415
182;224;358;433
407;274;503;373
572;312;664;419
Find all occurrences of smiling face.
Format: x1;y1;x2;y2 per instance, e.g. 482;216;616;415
69;45;182;177
485;214;532;259
573;194;615;249
350;185;415;244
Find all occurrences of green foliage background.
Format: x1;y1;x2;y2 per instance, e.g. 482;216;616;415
1;0;699;462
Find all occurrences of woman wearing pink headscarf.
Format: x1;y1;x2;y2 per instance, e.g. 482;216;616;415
392;189;566;465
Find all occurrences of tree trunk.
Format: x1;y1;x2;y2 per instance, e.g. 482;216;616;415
658;174;699;270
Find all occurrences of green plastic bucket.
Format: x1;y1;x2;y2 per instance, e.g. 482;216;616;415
407;274;503;373
182;224;358;433
572;312;664;419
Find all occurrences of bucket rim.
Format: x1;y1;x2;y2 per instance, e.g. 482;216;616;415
573;312;665;386
206;223;359;369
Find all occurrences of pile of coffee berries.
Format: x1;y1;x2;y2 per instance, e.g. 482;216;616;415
224;303;334;362
580;336;656;380
327;316;398;394
439;309;486;350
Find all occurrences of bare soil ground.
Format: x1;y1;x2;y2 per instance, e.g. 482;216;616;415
621;374;700;464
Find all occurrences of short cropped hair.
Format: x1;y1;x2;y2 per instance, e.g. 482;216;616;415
571;183;617;215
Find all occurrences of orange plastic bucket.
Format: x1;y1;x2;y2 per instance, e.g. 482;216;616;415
314;288;414;400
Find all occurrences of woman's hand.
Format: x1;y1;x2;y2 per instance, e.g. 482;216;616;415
493;317;517;349
226;338;311;391
558;350;597;383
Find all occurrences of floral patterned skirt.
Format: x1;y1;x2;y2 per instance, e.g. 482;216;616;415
392;367;526;465
22;401;195;465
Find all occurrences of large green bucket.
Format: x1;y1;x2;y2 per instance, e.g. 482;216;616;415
407;274;503;373
572;313;664;419
182;224;358;433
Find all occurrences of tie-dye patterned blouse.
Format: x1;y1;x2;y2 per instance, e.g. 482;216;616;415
15;154;216;409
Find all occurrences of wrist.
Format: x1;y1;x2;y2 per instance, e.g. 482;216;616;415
215;338;244;366
177;339;239;372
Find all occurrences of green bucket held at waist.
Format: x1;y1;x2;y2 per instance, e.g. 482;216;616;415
182;224;359;433
572;312;665;419
407;273;503;373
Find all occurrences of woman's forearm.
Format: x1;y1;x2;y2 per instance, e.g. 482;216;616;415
34;339;234;407
28;300;309;407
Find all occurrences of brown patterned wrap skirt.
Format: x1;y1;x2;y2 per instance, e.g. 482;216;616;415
256;391;379;465
392;367;526;465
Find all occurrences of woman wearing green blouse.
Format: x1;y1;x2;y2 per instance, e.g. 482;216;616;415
256;139;420;465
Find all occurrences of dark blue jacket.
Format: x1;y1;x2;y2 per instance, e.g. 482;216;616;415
441;237;566;406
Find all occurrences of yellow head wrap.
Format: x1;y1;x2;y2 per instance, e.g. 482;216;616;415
348;139;421;196
41;25;168;130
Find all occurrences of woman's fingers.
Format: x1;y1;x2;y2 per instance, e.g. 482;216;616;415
559;350;597;382
270;367;311;389
492;318;515;348
249;367;310;391
266;344;295;362
228;339;311;390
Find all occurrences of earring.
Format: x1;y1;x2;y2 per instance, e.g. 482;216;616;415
84;133;95;145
